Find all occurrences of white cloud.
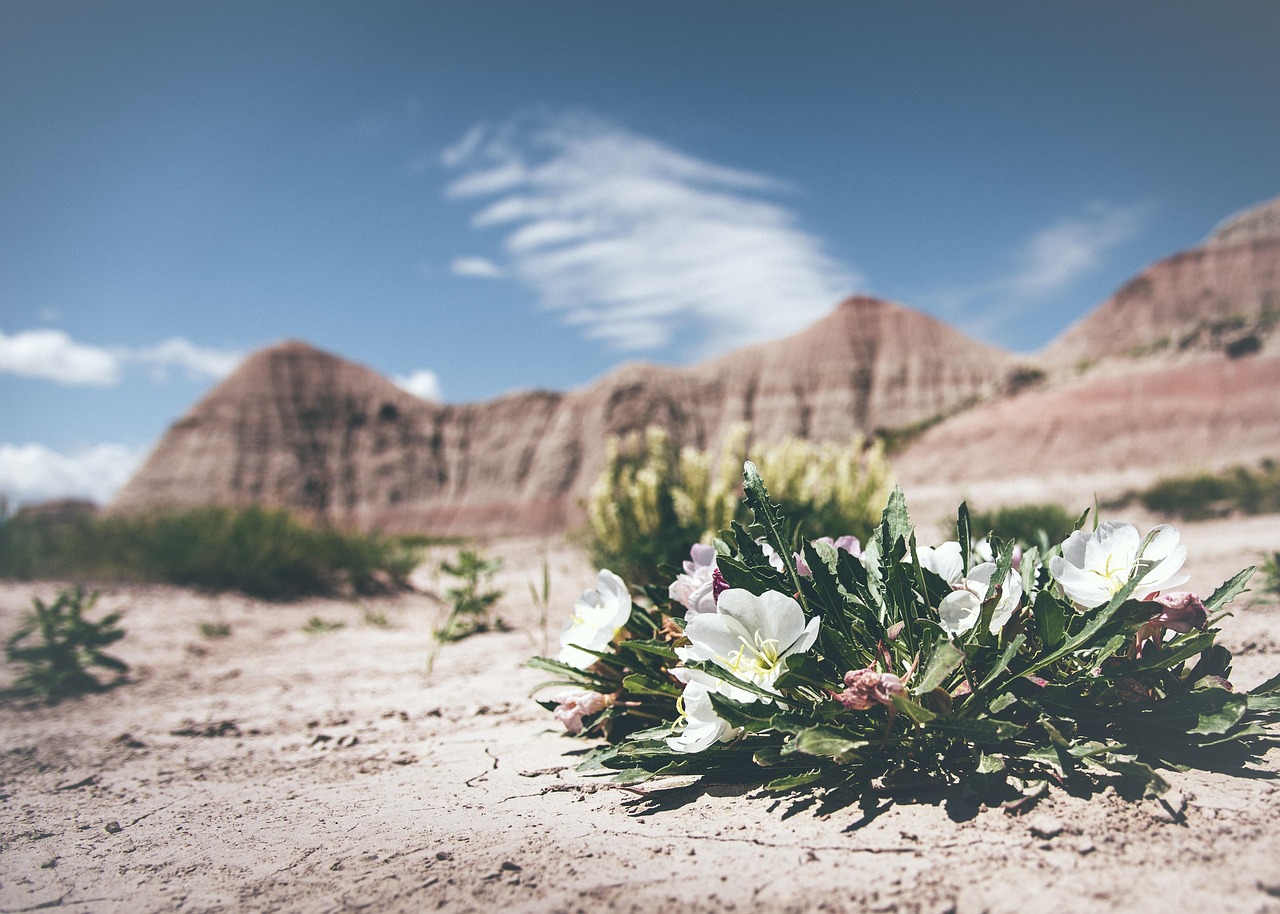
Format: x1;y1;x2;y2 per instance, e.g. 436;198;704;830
0;328;243;386
0;328;120;386
0;442;145;508
394;369;443;401
443;112;859;358
131;338;244;381
450;256;506;279
930;202;1149;345
1002;203;1145;299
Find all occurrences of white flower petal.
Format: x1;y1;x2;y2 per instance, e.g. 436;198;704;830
939;590;981;637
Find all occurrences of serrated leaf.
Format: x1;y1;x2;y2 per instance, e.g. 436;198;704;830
764;769;826;791
791;727;868;761
1203;566;1255;615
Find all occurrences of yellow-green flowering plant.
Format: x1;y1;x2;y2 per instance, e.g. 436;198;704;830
531;463;1280;802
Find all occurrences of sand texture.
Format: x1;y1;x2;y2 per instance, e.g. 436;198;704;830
2;523;1279;914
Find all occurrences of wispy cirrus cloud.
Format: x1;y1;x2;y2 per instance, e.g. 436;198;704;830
935;202;1149;342
0;328;244;386
0;442;145;507
442;112;859;358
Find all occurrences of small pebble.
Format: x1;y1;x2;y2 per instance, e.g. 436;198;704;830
1028;816;1064;840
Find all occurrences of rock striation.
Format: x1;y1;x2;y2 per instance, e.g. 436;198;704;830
112;297;1014;535
1044;198;1280;367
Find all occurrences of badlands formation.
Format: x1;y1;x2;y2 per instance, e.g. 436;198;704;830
113;196;1280;531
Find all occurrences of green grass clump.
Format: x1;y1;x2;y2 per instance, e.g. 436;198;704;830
4;587;127;702
0;505;422;600
1120;460;1280;521
967;503;1079;550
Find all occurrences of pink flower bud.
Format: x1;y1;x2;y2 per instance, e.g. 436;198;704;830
711;568;730;601
1149;592;1207;633
836;668;905;710
552;689;611;735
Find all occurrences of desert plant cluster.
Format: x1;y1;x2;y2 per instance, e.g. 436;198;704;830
534;462;1280;804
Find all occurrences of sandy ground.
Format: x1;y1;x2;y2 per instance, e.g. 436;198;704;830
2;518;1280;914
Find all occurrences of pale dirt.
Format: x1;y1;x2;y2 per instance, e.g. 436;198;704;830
2;519;1280;914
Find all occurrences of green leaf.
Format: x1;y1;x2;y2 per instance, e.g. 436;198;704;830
1188;686;1249;737
791;727;868;761
1204;566;1255;616
1095;757;1169;796
1115;631;1216;674
621;673;681;698
764;769;826;791
880;486;913;548
525;655;616;688
977;751;1005;773
617;639;678;662
956;502;971;578
1033;590;1066;651
741;461;805;605
915;638;965;694
977;634;1026;692
889;692;937;725
927;717;1024;744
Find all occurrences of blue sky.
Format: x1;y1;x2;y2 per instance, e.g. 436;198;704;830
1;1;1277;506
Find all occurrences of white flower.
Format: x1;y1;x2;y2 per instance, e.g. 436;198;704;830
1049;522;1188;608
668;543;718;617
937;562;1024;637
671;665;760;705
677;588;820;693
915;541;964;585
666;679;741;753
558;569;631;669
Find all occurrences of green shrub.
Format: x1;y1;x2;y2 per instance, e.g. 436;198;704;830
585;424;892;587
0;505;422;600
967;503;1078;551
4;587;127;701
1136;461;1280;520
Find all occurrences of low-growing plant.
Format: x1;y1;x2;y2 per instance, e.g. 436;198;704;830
361;605;391;628
1115;460;1280;521
303;616;345;635
4;587;127;701
531;464;1280;808
585;423;891;587
967;503;1078;551
198;621;232;639
434;550;506;643
0;505;423;600
1262;553;1280;601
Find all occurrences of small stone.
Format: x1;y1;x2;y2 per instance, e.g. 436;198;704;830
1028;816;1064;840
500;861;522;872
104;821;122;834
1075;839;1096;856
435;851;453;861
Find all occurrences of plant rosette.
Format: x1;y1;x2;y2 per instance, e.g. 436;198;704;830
530;462;1280;802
